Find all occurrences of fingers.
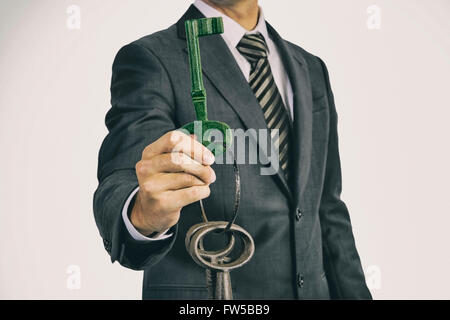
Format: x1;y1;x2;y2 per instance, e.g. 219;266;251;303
133;131;215;230
142;131;215;165
141;172;207;194
136;153;216;184
165;185;211;211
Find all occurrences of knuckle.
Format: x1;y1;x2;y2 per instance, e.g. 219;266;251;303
141;181;155;195
142;144;152;158
170;152;184;166
135;160;145;175
167;131;182;147
171;131;188;152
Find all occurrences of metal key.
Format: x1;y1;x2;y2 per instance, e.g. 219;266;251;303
180;17;232;156
185;221;254;300
206;262;233;300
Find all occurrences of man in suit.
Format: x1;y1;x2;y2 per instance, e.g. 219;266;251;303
93;0;372;299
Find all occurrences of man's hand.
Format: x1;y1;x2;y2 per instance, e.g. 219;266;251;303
130;131;216;236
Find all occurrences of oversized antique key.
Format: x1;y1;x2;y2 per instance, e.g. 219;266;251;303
181;17;255;300
180;17;232;156
185;221;254;300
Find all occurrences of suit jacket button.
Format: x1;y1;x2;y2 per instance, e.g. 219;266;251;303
297;274;304;287
295;209;302;221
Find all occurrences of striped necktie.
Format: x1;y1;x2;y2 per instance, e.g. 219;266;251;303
236;33;291;177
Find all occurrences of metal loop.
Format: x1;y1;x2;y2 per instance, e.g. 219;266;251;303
185;221;255;272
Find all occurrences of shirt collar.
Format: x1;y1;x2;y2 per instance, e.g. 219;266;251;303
193;0;270;52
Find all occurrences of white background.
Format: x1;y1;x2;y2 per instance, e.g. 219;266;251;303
0;0;449;299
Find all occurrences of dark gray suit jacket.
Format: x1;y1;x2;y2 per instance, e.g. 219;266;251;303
93;5;372;300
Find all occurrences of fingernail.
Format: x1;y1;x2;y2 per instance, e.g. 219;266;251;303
210;170;216;183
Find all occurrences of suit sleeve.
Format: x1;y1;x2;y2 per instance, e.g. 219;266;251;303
317;58;372;299
93;43;178;270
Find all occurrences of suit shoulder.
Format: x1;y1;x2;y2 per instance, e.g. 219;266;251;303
115;24;182;61
134;24;180;50
285;40;326;72
283;40;332;98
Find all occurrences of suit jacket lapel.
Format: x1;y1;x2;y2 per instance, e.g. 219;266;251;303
266;23;313;205
177;5;294;201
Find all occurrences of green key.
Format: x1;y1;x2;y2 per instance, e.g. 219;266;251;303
180;17;232;156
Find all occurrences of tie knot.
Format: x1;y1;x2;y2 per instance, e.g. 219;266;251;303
236;33;268;65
